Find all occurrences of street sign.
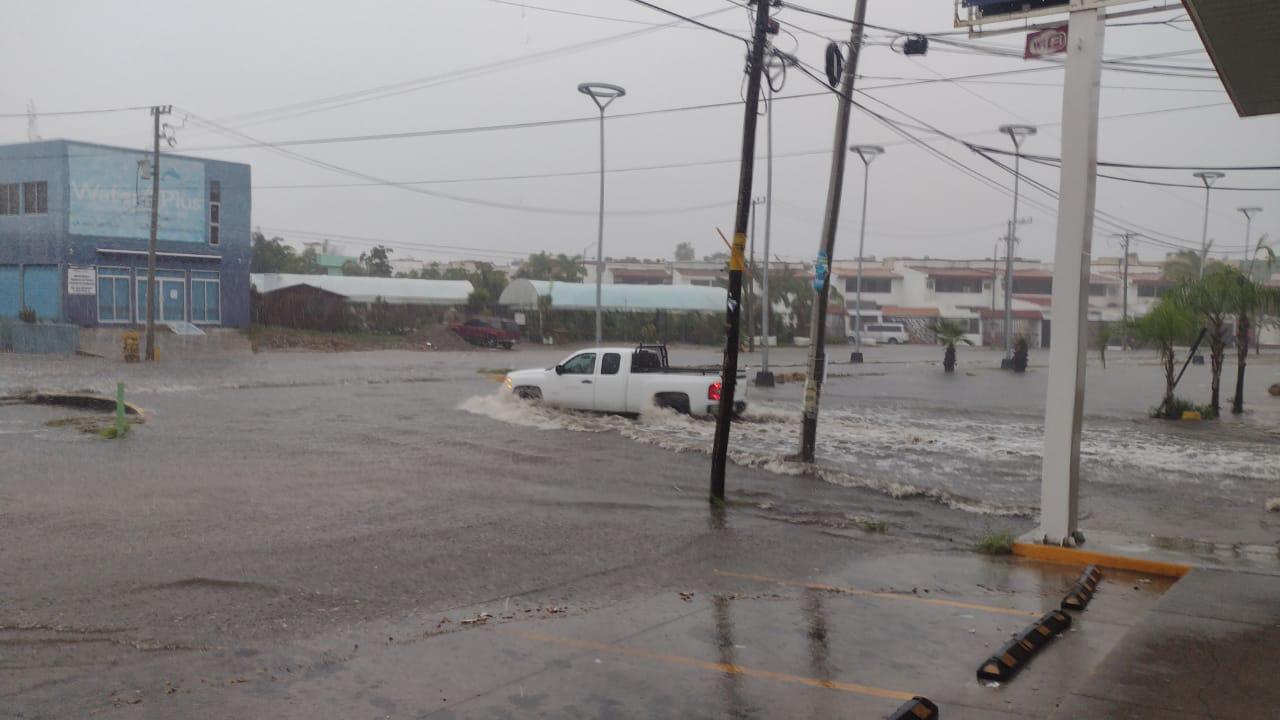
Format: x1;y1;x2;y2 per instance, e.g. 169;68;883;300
1025;24;1069;58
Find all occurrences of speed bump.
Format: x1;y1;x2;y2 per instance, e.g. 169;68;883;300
887;696;939;720
977;610;1072;683
1061;565;1103;612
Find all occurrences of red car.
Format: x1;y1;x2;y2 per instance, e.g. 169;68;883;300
452;318;519;349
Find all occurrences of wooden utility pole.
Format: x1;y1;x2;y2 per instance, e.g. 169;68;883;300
799;0;869;463
709;0;772;503
144;105;171;361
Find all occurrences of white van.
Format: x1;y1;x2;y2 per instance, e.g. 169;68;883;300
859;322;910;345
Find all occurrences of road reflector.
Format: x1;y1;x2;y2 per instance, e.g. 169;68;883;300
887;696;939;720
1061;565;1102;611
977;610;1072;682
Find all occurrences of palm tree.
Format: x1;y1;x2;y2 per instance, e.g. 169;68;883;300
1227;270;1280;414
933;319;973;373
1171;265;1236;417
1132;298;1199;418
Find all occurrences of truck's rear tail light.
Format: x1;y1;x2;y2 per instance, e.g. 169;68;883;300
708;381;722;401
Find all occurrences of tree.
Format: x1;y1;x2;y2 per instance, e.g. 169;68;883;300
703;251;730;264
1132;298;1199;418
359;245;394;277
933;319;974;374
340;260;366;277
251;232;294;273
468;262;508;312
1095;322;1119;369
467;287;491;312
515;252;586;282
674;242;696;262
1226;270;1280;414
1163;249;1204;284
1171;265;1237;417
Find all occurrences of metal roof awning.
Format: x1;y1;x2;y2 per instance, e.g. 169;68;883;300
97;248;222;261
1183;0;1280;117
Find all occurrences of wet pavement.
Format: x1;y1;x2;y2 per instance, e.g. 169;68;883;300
2;342;1278;717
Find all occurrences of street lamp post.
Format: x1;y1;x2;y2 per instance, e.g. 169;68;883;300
999;124;1036;366
849;144;884;363
578;82;626;344
1238;206;1262;268
1193;171;1225;279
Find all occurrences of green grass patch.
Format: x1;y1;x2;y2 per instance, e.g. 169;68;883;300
852;517;888;533
974;530;1016;555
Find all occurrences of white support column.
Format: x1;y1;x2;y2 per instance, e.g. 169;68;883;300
1038;6;1104;546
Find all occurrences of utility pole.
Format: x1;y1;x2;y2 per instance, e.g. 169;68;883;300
709;0;772;503
991;241;999;316
144;105;171;362
748;197;764;352
757;57;782;387
1112;232;1134;350
799;0;869;464
998;124;1036;365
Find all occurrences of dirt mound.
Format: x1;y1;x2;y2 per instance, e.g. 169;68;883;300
407;325;476;351
248;324;495;353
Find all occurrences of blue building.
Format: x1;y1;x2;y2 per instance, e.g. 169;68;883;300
0;140;250;328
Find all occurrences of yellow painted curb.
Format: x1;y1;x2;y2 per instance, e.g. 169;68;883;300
1012;542;1191;579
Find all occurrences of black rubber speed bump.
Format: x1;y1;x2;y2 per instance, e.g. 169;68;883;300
977;610;1072;682
1061;565;1103;612
887;696;939;720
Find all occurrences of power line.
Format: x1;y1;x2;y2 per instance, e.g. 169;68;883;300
0;105;151;118
970;145;1280;172
624;0;749;44
485;0;688;27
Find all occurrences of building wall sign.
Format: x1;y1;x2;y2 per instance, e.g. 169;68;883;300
1025;24;1069;58
68;145;206;244
67;265;97;295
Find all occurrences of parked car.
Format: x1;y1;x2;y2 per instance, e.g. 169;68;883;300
451;318;519;349
505;343;747;416
860;322;910;345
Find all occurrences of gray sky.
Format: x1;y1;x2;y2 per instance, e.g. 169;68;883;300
4;0;1278;266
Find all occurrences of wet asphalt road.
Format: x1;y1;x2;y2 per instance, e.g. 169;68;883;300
1;342;1277;717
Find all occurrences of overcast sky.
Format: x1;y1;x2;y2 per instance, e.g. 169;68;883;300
4;0;1278;267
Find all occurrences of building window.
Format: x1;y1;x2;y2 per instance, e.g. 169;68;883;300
933;277;984;293
845;276;892;294
947;317;981;334
97;267;132;323
0;184;18;216
1137;284;1168;298
22;181;48;215
1011;277;1052;294
190;271;221;324
208;180;221;246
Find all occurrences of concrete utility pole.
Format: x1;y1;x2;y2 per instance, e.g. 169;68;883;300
799;0;869;464
757;54;783;388
991;241;999;318
578;82;626;344
748;196;765;352
1112;232;1135;349
1038;7;1104;547
1193;170;1224;280
144;105;171;362
998;124;1036;364
709;0;772;503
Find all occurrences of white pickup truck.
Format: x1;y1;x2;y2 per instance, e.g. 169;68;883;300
504;344;747;416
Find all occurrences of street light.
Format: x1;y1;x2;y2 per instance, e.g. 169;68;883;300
848;144;884;363
756;49;793;388
1238;206;1263;267
999;124;1036;365
579;82;626;344
1193;171;1225;279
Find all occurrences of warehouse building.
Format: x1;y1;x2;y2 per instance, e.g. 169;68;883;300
0;139;250;329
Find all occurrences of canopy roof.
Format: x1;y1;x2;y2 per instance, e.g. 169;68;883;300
1184;0;1280;117
499;280;725;313
251;273;473;305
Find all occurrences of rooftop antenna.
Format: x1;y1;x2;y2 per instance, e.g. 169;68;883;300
26;100;41;141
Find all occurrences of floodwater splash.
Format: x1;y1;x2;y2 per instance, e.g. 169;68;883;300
460;391;1280;518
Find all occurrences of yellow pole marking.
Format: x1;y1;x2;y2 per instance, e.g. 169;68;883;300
505;628;916;702
714;570;1040;619
1012;542;1190;578
730;232;747;272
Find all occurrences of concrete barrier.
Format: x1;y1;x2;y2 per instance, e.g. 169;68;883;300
0;321;79;355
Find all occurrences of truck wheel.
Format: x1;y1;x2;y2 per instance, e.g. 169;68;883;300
502;342;513;350
514;387;542;401
486;336;498;348
653;393;691;416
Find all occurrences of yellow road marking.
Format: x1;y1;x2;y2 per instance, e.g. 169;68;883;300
506;628;916;702
1012;542;1190;578
714;570;1040;618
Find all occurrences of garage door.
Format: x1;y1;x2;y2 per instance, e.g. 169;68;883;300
21;265;61;322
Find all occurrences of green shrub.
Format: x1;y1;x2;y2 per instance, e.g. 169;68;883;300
974;530;1016;555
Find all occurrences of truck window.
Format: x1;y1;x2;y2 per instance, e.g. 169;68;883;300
632;350;661;372
601;353;621;375
562;353;597;375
